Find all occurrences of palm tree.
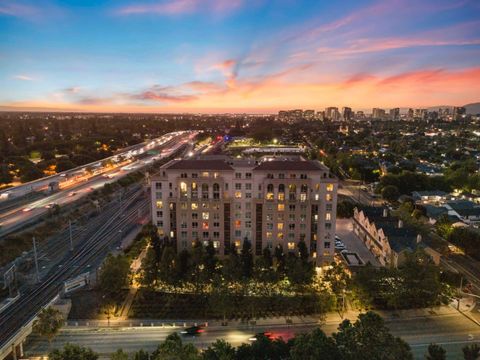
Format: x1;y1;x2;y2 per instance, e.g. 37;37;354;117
463;344;480;360
425;343;446;360
33;307;65;349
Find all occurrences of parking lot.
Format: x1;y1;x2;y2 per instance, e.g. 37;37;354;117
335;218;380;266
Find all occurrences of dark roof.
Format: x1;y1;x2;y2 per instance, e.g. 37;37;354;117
362;206;387;219
447;200;476;211
360;206;419;253
165;160;233;171
253;160;326;171
424;205;448;219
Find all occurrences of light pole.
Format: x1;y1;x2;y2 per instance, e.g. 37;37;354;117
69;219;74;251
32;237;40;283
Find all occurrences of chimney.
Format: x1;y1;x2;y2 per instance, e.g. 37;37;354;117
416;234;422;244
383;208;388;218
398;219;404;228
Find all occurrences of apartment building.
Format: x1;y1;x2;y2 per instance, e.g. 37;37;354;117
353;207;440;267
151;156;338;266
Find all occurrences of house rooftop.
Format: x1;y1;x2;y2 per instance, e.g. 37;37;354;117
164;159;234;171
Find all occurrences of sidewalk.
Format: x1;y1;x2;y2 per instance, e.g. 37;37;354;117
63;303;476;331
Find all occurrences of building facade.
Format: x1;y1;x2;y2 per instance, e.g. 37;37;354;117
151;156;338;266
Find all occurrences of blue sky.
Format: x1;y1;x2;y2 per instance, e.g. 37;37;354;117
1;0;479;112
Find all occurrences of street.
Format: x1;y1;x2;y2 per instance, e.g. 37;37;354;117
24;310;480;359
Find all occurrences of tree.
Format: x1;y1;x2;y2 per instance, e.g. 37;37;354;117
49;343;98;360
222;244;242;283
240;239;254;279
333;311;413;360
381;185;400;202
33;307;65;347
291;328;341;360
425;343;446;360
463;344;480;360
133;349;150;360
158;246;177;286
151;333;200;360
111;349;129;360
139;247;158;289
98;254;130;295
202;339;236;360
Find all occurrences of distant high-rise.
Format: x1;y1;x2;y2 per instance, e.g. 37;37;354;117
453;106;466;120
355;111;365;120
407;108;414;120
303;110;315;121
389;108;400;120
342;107;353;121
325;107;340;121
372;108;386;119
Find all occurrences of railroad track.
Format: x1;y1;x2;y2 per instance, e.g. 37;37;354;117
0;187;147;347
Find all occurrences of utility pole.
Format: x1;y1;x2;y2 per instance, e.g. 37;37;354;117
69;219;74;251
32;237;40;283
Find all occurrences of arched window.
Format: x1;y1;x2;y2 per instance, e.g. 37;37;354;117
213;183;220;200
180;182;187;198
202;184;209;199
191;182;198;199
300;184;308;202
289;184;296;200
278;184;285;201
266;184;274;200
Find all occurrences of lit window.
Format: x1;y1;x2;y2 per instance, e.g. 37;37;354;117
315;194;319;201
213;240;220;248
181;202;187;210
312;251;317;259
202;172;209;177
326;213;331;221
235;220;241;228
180;182;187;194
300;193;307;201
235;240;241;248
235;191;242;199
326;183;334;192
191;203;198;210
326;193;333;201
156;200;163;209
170;231;175;238
202;221;209;230
278;232;284;240
266;232;273;239
277;223;284;230
202;212;209;220
278;204;285;211
287;242;295;250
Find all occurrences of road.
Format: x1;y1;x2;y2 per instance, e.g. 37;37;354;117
24;310;480;359
0;131;197;237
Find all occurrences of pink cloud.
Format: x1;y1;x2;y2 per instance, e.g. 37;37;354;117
116;0;245;16
0;2;39;18
13;74;34;81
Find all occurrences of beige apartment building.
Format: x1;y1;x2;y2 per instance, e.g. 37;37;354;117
151;156;338;266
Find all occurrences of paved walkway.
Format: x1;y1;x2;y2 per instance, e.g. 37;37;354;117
64;302;478;330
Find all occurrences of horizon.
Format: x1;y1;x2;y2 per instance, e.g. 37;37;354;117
1;0;480;113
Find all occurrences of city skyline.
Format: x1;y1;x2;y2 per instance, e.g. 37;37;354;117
1;0;480;113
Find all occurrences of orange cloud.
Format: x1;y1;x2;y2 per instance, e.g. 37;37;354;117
4;67;480;113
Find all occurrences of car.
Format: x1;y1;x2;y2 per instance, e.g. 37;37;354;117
180;325;205;336
249;332;276;341
45;202;57;209
22;207;32;212
68;192;77;197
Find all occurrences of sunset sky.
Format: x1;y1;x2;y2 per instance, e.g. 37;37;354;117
1;0;479;113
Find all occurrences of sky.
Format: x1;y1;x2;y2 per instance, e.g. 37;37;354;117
0;0;479;113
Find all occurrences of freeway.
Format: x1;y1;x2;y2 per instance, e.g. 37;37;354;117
0;131;197;237
24;310;480;359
